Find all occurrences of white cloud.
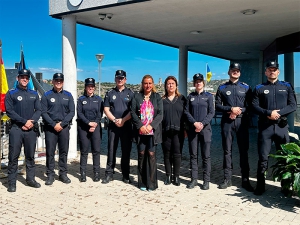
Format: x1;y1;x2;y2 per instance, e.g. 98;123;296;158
38;67;61;72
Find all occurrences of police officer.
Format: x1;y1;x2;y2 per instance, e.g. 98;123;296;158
185;73;214;190
102;70;134;184
215;62;253;191
77;78;103;182
252;60;297;195
41;73;75;185
5;69;41;192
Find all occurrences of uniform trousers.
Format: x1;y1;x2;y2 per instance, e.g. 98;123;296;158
7;125;37;184
257;123;289;179
105;123;132;178
188;124;212;181
78;124;101;174
221;116;250;180
45;125;70;176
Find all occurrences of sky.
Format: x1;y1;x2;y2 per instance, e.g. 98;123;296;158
0;0;299;86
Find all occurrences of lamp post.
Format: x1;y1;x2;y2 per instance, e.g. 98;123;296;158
95;54;104;96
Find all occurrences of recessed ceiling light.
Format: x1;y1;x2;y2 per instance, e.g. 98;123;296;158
190;31;202;35
241;9;257;15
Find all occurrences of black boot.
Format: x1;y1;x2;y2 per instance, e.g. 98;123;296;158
80;172;87;182
164;175;171;185
186;179;197;189
218;179;232;189
173;176;180;186
242;178;254;192
254;174;265;195
93;172;100;182
148;152;158;191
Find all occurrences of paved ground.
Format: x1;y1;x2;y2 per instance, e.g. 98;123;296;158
0;122;300;225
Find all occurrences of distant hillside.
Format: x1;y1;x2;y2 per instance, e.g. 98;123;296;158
295;87;300;93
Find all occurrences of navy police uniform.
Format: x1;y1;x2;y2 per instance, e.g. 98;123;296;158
103;70;134;182
215;64;252;187
252;60;297;195
77;78;104;181
41;73;75;183
185;74;215;187
5;69;41;192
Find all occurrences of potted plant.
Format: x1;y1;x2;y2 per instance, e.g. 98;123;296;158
269;141;300;197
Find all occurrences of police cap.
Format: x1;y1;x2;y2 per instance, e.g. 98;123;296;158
193;73;204;82
85;78;95;86
53;73;64;80
265;60;279;69
115;70;126;78
229;62;241;71
18;69;31;77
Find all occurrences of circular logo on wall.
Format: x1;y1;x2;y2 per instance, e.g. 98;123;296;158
50;98;55;102
17;96;22;101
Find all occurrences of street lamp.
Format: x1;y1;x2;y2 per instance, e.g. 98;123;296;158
95;54;104;96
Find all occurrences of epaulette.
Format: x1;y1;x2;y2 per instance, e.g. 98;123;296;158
44;90;53;96
8;88;17;94
238;82;250;89
62;90;72;97
278;81;291;88
255;83;265;90
219;81;229;90
28;89;38;95
78;95;86;100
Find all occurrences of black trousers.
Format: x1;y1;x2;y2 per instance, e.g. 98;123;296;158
78;124;101;173
221;117;250;180
188;124;212;181
257;123;289;179
105;123;132;178
162;130;183;176
7;125;37;184
45;125;70;176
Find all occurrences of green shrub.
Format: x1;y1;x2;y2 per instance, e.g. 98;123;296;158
269;141;300;197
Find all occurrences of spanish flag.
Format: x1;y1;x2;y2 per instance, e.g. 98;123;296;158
0;40;9;112
206;64;212;82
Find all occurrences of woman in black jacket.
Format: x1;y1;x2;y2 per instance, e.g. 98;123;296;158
130;75;163;191
162;76;187;186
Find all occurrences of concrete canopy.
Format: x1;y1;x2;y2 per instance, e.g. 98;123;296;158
50;0;300;61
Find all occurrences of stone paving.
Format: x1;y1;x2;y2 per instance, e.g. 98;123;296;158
0;122;299;224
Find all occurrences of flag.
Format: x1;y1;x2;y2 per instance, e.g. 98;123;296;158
206;64;212;82
0;41;9;112
14;49;34;90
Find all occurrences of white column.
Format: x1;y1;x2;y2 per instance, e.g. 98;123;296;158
178;46;188;96
284;52;295;132
62;15;77;158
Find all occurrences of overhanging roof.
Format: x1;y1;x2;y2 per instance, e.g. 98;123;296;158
50;0;300;60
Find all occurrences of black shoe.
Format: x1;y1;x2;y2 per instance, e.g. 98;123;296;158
218;179;232;189
173;176;180;186
164;175;171;185
80;172;87;182
122;176;132;184
7;183;16;192
45;176;55;185
59;175;71;184
93;172;100;182
242;180;254;192
186;179;198;189
26;180;41;188
254;186;265;195
102;174;113;184
202;181;209;190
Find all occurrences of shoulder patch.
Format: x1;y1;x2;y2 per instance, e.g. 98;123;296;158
255;83;265;90
8;88;18;94
219;81;229;90
238;82;249;90
79;96;86;100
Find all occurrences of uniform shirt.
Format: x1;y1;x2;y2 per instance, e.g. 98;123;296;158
5;86;41;125
215;80;252;115
41;88;75;128
103;86;134;119
252;80;297;119
162;95;187;131
77;94;104;125
185;91;215;126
